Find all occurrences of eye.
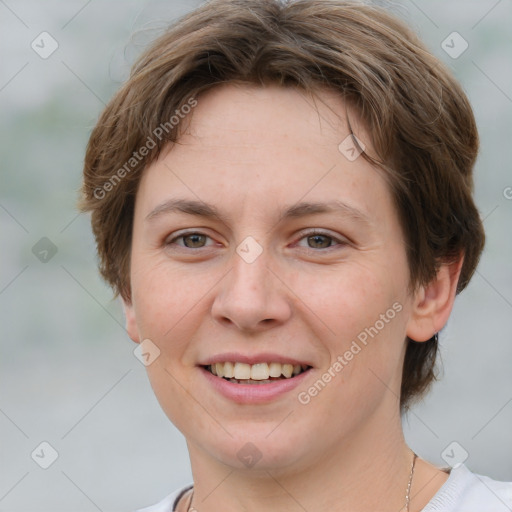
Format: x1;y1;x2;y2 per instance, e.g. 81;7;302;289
165;231;214;249
295;230;347;250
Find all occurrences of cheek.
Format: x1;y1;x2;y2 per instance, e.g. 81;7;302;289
144;361;210;438
293;261;409;399
130;255;202;351
296;260;406;341
130;256;212;431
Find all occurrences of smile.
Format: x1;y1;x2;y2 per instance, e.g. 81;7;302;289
204;362;311;384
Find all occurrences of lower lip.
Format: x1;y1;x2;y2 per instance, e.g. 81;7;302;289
199;366;312;404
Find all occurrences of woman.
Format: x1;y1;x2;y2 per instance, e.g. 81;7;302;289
80;0;512;510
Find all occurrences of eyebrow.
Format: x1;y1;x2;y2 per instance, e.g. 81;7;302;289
145;198;371;226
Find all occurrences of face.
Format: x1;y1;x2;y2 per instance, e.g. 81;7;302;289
125;83;418;473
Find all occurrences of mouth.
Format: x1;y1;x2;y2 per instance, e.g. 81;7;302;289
202;361;312;384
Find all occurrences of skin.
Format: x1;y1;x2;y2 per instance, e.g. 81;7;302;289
124;83;461;512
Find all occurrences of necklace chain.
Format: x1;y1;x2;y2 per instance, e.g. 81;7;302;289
185;451;418;512
406;451;418;511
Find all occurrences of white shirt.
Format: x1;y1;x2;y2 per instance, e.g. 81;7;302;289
135;464;512;512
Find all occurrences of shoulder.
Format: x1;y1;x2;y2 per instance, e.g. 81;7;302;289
134;484;193;512
422;464;512;511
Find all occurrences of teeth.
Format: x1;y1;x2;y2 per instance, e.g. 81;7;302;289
229;379;272;385
250;363;269;380
223;361;234;378
269;362;282;378
233;362;251;380
208;361;309;380
282;364;293;378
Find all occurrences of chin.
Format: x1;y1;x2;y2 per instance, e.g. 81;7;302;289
198;426;313;472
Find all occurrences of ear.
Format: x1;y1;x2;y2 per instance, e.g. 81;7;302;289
406;256;464;342
121;297;141;344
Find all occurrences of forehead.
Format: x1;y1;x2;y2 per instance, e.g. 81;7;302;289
180;83;361;148
135;83;393;228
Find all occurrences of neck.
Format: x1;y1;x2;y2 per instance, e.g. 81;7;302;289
186;402;413;512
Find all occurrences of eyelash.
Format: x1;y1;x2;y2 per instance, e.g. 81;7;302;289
165;229;347;252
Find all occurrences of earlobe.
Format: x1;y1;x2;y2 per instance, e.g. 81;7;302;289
406;256;464;342
121;297;141;344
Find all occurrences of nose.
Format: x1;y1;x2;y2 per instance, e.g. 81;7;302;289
211;249;292;333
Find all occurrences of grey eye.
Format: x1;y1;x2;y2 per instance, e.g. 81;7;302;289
306;234;333;249
182;234;208;248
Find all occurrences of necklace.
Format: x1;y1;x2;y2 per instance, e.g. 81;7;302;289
405;451;418;511
184;451;418;512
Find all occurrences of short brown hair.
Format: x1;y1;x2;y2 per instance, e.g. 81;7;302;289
80;0;485;412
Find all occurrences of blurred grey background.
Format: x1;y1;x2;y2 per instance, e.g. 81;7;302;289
1;1;511;510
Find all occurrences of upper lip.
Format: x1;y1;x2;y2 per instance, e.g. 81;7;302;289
198;352;313;367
